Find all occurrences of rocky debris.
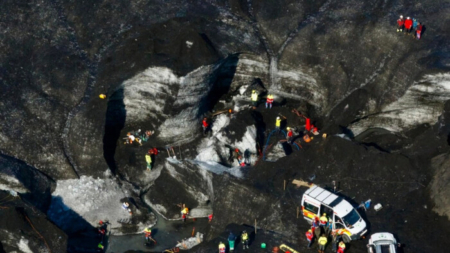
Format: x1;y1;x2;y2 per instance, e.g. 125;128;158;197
47;174;156;235
430;153;450;219
350;73;450;136
0;191;67;253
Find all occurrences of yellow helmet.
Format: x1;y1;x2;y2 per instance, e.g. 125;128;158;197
322;213;326;216
287;127;291;130
252;90;256;93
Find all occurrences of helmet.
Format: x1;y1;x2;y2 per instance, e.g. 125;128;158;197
287;127;291;130
308;229;312;232
407;17;410;19
322;213;326;216
252;90;256;93
235;148;239;152
400;15;403;18
277;116;280;120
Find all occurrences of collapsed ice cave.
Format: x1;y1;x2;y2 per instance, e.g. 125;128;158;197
1;0;450;252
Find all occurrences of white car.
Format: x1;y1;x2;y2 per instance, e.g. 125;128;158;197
367;233;400;253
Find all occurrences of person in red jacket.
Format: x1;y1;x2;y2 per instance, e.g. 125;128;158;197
306;229;314;248
337;241;346;253
202;117;209;135
286;127;294;144
396;15;404;32
404;17;413;35
416;22;423;40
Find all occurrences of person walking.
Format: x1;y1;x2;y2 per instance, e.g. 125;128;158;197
318;234;328;253
397;15;404;32
266;94;274;109
241;230;250;250
251;90;259;109
306;229;314;248
404;17;413;35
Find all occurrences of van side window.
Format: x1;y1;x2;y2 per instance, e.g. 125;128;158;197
304;202;319;214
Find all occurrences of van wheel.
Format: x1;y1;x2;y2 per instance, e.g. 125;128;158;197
343;235;351;243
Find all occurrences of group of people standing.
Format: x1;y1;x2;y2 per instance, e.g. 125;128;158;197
306;214;346;253
396;15;423;40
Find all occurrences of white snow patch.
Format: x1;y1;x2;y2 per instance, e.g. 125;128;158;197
235;125;257;154
47;176;136;234
121;67;180;123
17;238;33;253
196;138;221;163
190;160;244;178
350;73;450;135
0;174;27;194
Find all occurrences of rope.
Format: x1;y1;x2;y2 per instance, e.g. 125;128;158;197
263;129;301;161
24;215;52;253
263;129;278;161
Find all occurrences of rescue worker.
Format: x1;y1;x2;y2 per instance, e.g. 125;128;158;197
404;17;413;35
306;229;314;248
286;127;294;144
149;147;158;156
416;22;423;40
97;220;106;238
144;227;152;242
145;154;152;171
231;148;242;164
97;242;104;252
202;117;209;135
275;116;284;133
125;132;135;144
181;206;189;222
412;18;418;31
337;241;346;253
241;230;250;249
319;213;328;227
312;216;320;237
266;94;274;109
208;213;213;223
251;90;258;109
218;241;226;253
396;15;404;32
318;234;328;253
228;232;236;251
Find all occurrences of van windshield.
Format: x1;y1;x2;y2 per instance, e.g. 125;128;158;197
342;209;360;227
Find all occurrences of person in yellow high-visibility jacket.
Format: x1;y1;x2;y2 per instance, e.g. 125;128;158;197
145;154;152;171
251;90;258;109
318;234;328;253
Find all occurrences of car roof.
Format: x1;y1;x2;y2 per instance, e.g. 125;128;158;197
305;185;340;206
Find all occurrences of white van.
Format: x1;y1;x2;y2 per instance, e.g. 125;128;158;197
301;185;367;242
